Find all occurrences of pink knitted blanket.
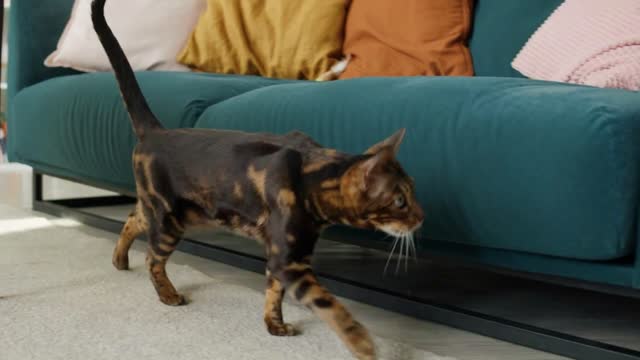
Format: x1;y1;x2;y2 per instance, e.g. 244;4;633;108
512;0;640;91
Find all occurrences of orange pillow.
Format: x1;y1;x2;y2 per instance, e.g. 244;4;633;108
339;0;474;79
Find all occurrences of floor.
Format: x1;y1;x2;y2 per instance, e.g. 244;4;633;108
83;206;580;360
128;237;570;360
0;169;573;359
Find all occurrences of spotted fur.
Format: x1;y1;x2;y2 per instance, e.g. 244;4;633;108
92;1;423;359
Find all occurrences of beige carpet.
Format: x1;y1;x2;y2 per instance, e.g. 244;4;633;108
0;205;455;360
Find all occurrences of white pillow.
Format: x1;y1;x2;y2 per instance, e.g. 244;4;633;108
45;0;206;72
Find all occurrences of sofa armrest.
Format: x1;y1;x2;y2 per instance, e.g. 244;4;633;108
7;0;78;107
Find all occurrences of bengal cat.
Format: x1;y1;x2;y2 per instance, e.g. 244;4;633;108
92;1;424;358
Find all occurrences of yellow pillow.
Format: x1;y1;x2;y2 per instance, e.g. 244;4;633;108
178;0;347;80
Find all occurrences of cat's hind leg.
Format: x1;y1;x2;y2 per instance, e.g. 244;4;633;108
112;202;147;270
146;214;186;306
264;270;298;336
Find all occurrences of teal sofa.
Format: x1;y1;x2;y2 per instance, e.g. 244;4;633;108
8;0;640;291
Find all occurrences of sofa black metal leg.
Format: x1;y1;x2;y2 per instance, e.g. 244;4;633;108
33;171;43;203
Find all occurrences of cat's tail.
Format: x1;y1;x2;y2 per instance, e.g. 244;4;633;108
90;0;163;140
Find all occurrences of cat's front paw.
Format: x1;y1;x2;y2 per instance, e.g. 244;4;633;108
266;322;299;336
354;346;376;360
159;293;187;306
112;253;129;270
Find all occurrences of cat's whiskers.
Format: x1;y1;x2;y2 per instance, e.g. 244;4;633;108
400;233;406;274
403;233;411;273
405;233;410;273
381;227;417;276
383;235;401;276
395;234;404;275
409;232;418;263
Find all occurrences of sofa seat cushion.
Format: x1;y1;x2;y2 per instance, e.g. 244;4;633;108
10;71;287;190
195;76;640;260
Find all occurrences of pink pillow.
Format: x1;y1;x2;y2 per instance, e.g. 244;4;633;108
512;0;640;91
45;0;206;72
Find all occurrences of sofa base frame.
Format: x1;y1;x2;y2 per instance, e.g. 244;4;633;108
32;171;640;360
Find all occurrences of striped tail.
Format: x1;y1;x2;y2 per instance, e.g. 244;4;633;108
90;0;163;139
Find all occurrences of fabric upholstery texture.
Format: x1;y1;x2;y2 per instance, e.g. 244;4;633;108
10;72;289;190
11;71;640;260
340;0;474;78
7;0;78;116
178;0;347;80
195;76;640;260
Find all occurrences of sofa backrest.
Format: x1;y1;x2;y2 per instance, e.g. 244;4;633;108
8;0;78;108
7;0;564;103
469;0;563;78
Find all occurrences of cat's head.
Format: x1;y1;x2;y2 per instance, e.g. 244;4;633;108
340;129;424;237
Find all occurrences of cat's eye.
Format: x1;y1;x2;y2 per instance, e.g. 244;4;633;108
394;194;406;208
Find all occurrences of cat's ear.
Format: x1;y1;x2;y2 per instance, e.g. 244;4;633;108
352;151;391;193
364;128;406;156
